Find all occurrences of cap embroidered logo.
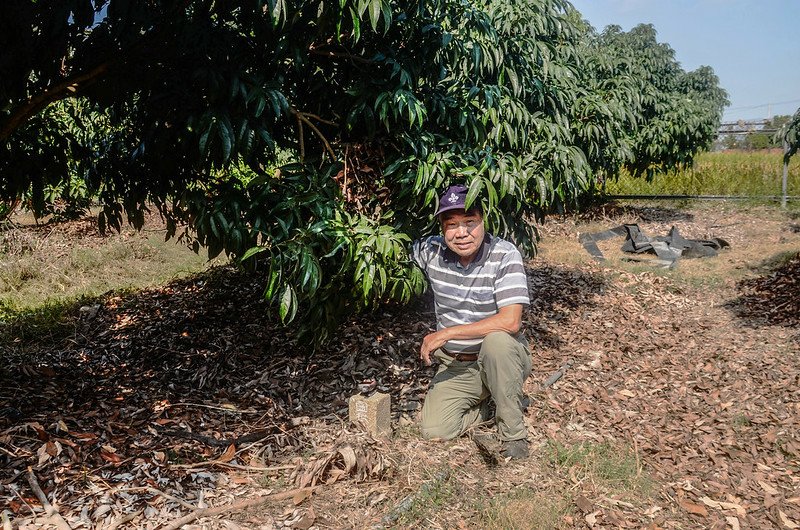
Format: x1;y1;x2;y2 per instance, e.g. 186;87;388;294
447;192;459;203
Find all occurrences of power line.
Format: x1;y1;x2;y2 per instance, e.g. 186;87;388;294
725;98;800;112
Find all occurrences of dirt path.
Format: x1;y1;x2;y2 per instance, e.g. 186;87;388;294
1;203;798;529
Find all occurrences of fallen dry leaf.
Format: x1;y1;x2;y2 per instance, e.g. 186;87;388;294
680;500;709;517
642;505;662;517
575;495;593;512
700;496;746;517
779;510;800;529
99;449;123;464
758;480;779;496
218;444;236;463
292;489;312;506
293;507;316;530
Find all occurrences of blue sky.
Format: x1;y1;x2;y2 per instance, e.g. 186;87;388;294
569;0;800;122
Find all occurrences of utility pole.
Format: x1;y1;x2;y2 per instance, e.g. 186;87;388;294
783;137;790;209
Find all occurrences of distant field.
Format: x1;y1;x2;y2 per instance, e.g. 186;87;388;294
0;215;216;325
606;150;800;198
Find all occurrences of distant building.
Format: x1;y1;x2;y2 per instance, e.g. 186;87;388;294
714;119;778;151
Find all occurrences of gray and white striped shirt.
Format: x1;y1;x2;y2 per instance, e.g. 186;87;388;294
411;234;530;354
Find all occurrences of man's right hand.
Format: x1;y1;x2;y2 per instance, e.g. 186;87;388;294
420;329;449;366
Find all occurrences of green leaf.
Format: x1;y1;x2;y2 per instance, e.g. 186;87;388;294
265;264;281;300
279;284;297;324
362;263;374;301
350;6;361;41
369;0;381;31
271;0;285;27
218;115;234;162
381;1;392;33
240;245;268;262
199;118;215;157
465;177;484;210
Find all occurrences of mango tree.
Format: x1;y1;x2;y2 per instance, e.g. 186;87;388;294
571;23;728;183
0;0;727;340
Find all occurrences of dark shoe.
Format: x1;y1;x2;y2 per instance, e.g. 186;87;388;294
501;439;529;460
471;432;502;466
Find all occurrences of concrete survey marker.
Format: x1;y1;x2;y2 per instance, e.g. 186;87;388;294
348;392;391;437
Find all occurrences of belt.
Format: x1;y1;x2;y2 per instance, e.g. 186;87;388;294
440;347;478;362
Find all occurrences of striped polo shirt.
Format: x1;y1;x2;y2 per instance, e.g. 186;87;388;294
411;234;530;354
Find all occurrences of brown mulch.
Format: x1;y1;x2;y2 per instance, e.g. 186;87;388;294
731;253;800;327
526;207;800;529
1;206;800;528
1;264;439;527
530;262;800;529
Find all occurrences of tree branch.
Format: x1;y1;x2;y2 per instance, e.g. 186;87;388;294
297;114;306;161
106;510;142;530
290;107;336;161
159;487;318;530
0;61;111;142
25;470;72;530
299;112;338;127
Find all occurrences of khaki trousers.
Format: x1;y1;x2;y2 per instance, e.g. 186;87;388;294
419;331;532;442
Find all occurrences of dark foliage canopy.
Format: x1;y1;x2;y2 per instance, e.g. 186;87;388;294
0;0;728;338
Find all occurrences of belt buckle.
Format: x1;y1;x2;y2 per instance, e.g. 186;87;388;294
451;351;476;362
441;347;474;362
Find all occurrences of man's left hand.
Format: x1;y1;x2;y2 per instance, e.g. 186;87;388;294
420;330;449;366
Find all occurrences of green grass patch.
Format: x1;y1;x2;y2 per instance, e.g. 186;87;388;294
0;295;92;347
391;469;457;528
753;250;800;272
546;440;654;497
607;151;799;198
478;487;572;530
731;413;751;429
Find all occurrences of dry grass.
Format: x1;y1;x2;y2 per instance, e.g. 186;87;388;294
538;202;800;296
0;215;215;315
0;213;220;349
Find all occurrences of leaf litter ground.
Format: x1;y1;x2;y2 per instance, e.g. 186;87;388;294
1;202;799;529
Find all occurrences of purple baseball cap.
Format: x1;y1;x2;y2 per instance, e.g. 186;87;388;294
436;184;480;216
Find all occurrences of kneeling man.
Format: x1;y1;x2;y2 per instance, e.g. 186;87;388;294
411;184;532;459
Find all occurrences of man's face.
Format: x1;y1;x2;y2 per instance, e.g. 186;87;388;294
440;209;485;265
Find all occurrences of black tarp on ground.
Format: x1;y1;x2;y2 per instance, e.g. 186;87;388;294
579;224;729;267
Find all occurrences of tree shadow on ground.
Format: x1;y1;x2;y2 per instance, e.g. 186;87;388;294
0;260;609;489
0;266;439;481
524;262;609;351
724;251;799;333
0;265;433;425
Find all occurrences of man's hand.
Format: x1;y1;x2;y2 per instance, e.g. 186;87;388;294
418;305;524;365
420;329;450;366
